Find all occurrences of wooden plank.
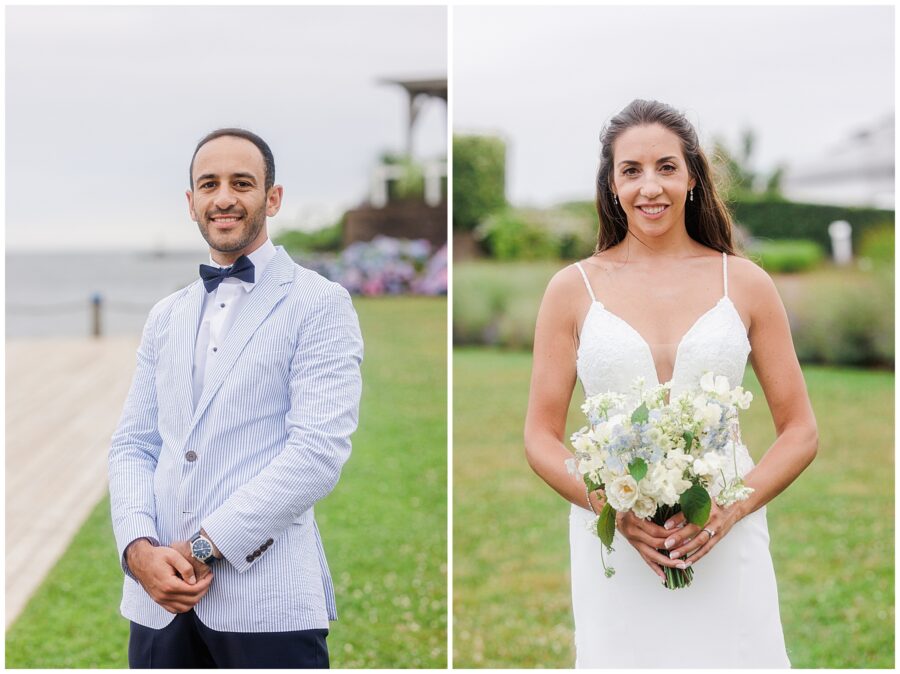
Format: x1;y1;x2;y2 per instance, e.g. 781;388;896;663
5;336;140;626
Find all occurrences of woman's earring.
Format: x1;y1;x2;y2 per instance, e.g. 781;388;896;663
689;188;694;202
613;193;618;206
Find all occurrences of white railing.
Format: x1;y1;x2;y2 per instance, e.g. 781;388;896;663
370;160;446;208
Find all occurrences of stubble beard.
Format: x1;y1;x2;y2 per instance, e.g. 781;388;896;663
199;202;267;255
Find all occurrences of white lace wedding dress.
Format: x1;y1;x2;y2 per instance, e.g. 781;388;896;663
570;253;790;668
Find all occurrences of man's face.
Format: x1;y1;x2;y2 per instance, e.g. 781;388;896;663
186;136;282;261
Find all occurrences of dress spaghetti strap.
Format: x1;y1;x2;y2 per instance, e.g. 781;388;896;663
722;252;729;298
574;262;597;302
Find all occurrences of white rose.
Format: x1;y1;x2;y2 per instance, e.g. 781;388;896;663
632;493;657;519
606;475;640;511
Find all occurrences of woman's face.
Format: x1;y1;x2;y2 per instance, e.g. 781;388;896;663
610;123;696;240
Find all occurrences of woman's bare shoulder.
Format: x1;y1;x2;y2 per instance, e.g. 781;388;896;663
728;253;781;310
544;261;590;300
728;253;775;286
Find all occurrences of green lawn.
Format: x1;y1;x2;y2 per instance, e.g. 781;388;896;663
453;348;893;668
6;296;447;669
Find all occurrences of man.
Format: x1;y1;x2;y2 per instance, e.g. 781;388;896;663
108;128;363;668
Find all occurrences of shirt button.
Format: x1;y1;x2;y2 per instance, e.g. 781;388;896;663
266;539;274;546
253;550;261;558
185;451;198;462
212;347;218;353
220;303;225;308
246;555;254;563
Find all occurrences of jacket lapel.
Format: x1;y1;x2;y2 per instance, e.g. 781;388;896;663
170;281;205;435
189;248;295;428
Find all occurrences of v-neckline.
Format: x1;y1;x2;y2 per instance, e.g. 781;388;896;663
588;296;732;386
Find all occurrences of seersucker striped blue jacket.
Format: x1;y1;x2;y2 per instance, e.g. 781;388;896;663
108;247;363;632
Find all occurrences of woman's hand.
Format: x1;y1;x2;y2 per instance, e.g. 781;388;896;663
614;507;686;582
661;500;742;566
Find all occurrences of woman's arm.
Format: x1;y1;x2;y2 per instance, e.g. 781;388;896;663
735;263;818;517
524;267;681;580
524;268;593;510
664;260;818;564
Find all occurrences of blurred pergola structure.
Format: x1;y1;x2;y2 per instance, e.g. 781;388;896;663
380;76;447;157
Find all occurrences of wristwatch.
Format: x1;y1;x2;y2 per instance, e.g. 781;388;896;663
190;532;216;565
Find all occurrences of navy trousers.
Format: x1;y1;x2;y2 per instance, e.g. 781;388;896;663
128;611;329;669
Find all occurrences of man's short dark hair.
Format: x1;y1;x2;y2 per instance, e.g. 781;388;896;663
189;128;275;191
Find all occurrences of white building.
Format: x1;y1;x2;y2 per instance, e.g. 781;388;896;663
781;113;894;209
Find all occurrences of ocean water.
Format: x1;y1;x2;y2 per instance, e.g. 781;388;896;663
6;250;203;338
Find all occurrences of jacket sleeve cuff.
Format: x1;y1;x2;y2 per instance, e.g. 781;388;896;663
115;513;161;580
202;503;281;575
120;535;161;580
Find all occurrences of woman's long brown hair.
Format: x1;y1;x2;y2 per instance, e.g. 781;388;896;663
595;99;736;255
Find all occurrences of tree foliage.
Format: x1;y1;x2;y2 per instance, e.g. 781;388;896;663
453;135;507;232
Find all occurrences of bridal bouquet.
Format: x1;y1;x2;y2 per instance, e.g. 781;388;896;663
568;372;755;589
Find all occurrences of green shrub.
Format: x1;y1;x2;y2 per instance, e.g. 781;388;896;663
859;225;895;266
476;207;596;261
476;209;557;260
747;239;824;273
453;135;507;232
789;269;894;367
453;261;558;347
275;220;343;253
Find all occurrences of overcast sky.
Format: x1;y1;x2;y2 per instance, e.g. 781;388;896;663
6;5;447;251
453;5;894;207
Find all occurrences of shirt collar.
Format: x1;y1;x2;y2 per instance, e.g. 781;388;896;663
208;238;277;292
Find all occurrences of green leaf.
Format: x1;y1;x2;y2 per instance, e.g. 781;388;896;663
683;431;694;451
631;402;649;424
679;483;711;526
628;457;648;482
597;503;616;548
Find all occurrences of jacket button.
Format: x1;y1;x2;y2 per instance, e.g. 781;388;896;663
246;555;254;563
185;451;198;462
253;550;261;557
266;538;274;546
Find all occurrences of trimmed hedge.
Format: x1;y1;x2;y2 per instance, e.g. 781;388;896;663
558;198;895;257
729;197;894;251
453;135;507;232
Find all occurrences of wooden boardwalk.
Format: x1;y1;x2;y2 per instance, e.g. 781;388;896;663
6;336;140;626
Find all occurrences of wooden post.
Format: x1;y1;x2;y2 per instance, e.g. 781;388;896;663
91;293;102;338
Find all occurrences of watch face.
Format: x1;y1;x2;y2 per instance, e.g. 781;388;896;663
192;538;213;560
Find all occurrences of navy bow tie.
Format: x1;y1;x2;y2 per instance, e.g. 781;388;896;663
199;255;255;293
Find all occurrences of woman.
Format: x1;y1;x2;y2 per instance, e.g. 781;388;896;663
524;99;817;668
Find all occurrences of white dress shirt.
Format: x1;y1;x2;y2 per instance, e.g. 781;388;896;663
192;239;277;409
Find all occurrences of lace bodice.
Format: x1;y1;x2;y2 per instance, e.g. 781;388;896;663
574;253;754;482
575;252;750;398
